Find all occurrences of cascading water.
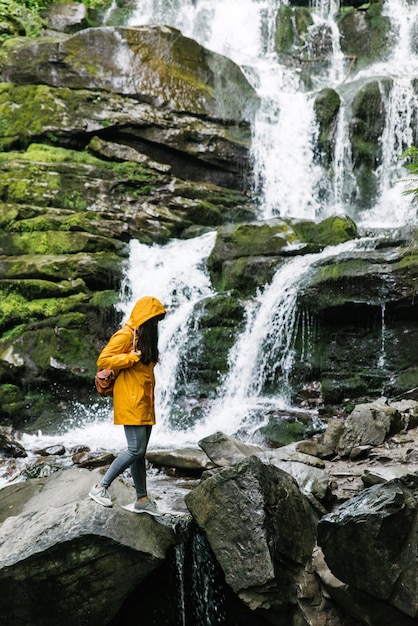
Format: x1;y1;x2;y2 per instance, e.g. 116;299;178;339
118;232;216;445
123;0;418;224
15;2;418;456
201;243;356;433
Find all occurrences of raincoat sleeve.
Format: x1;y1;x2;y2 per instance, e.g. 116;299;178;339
96;326;139;372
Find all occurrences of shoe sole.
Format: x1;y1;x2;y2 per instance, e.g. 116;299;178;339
134;508;161;516
89;492;112;507
121;503;162;516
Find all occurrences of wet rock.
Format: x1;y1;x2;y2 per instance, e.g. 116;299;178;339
0;467;176;626
43;1;88;33
72;450;115;468
146;448;214;472
33;444;66;456
0;25;258;121
325;398;418;457
198;431;263;466
349;444;372;460
294;439;335;459
185;455;317;616
361;465;417;486
0;430;27;458
317;474;418;624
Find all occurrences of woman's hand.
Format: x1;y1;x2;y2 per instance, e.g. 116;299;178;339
131;349;142;359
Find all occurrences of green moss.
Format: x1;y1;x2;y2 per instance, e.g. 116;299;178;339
0;382;22;403
0;231;113;255
12;215;61;232
0;290;88;328
198;294;245;329
0;382;24;418
0;203;20;228
275;5;294;52
259;418;307;446
0;0;46;39
311;258;372;284
0;278;87;299
292;216;358;245
274;5;313;53
88;289;119;308
337;2;391;66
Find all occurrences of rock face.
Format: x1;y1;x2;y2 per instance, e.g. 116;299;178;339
0;468;176;626
317;475;418;626
185;456;317;617
0;1;418;426
0;25;258;120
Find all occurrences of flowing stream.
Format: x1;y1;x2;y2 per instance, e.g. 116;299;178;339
14;0;418;456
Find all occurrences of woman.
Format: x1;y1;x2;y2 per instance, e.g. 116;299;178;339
89;295;166;515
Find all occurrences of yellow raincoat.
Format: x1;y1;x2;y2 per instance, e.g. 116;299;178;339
97;296;166;426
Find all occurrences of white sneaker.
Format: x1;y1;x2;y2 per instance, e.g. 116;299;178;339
134;498;161;516
89;484;112;507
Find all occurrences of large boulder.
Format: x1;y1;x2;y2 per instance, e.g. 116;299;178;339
0;25;258;121
317;474;418;625
0;467;177;626
322;398;418;458
185;455;317;619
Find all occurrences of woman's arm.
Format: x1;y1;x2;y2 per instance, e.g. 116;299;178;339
97;326;141;371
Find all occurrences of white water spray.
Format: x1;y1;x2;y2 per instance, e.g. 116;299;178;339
118;232;216;442
195;238;365;439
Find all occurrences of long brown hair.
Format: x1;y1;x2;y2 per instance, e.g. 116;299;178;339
136;314;164;364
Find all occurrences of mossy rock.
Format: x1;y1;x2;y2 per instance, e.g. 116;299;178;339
172;295;246;398
0;382;25;419
0;290;120;381
0;25;258;121
314;88;341;164
337;3;391;67
274;5;313;53
292;215;358;246
320;373;378;404
350;80;388;175
214;256;284;296
208;220;295;268
0;290;89;330
258;414;319;447
0;231;125;256
197;294;245;329
0;278;88;299
0;251;124;290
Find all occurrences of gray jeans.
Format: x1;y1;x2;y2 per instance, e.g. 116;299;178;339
101;425;152;499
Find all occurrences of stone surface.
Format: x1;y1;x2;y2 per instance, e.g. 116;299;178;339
317;474;418;623
0;25;258;121
185;456;317;615
0;467;176;626
198;430;263;466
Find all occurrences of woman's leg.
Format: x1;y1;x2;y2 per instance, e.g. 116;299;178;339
100;425;151;493
130;425;152;499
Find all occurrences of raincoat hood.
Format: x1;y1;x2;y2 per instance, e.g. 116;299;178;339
126;296;166;329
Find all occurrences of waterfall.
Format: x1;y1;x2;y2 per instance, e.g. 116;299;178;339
120;0;418;225
118;232;216;444
197;238;364;437
50;0;417;449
